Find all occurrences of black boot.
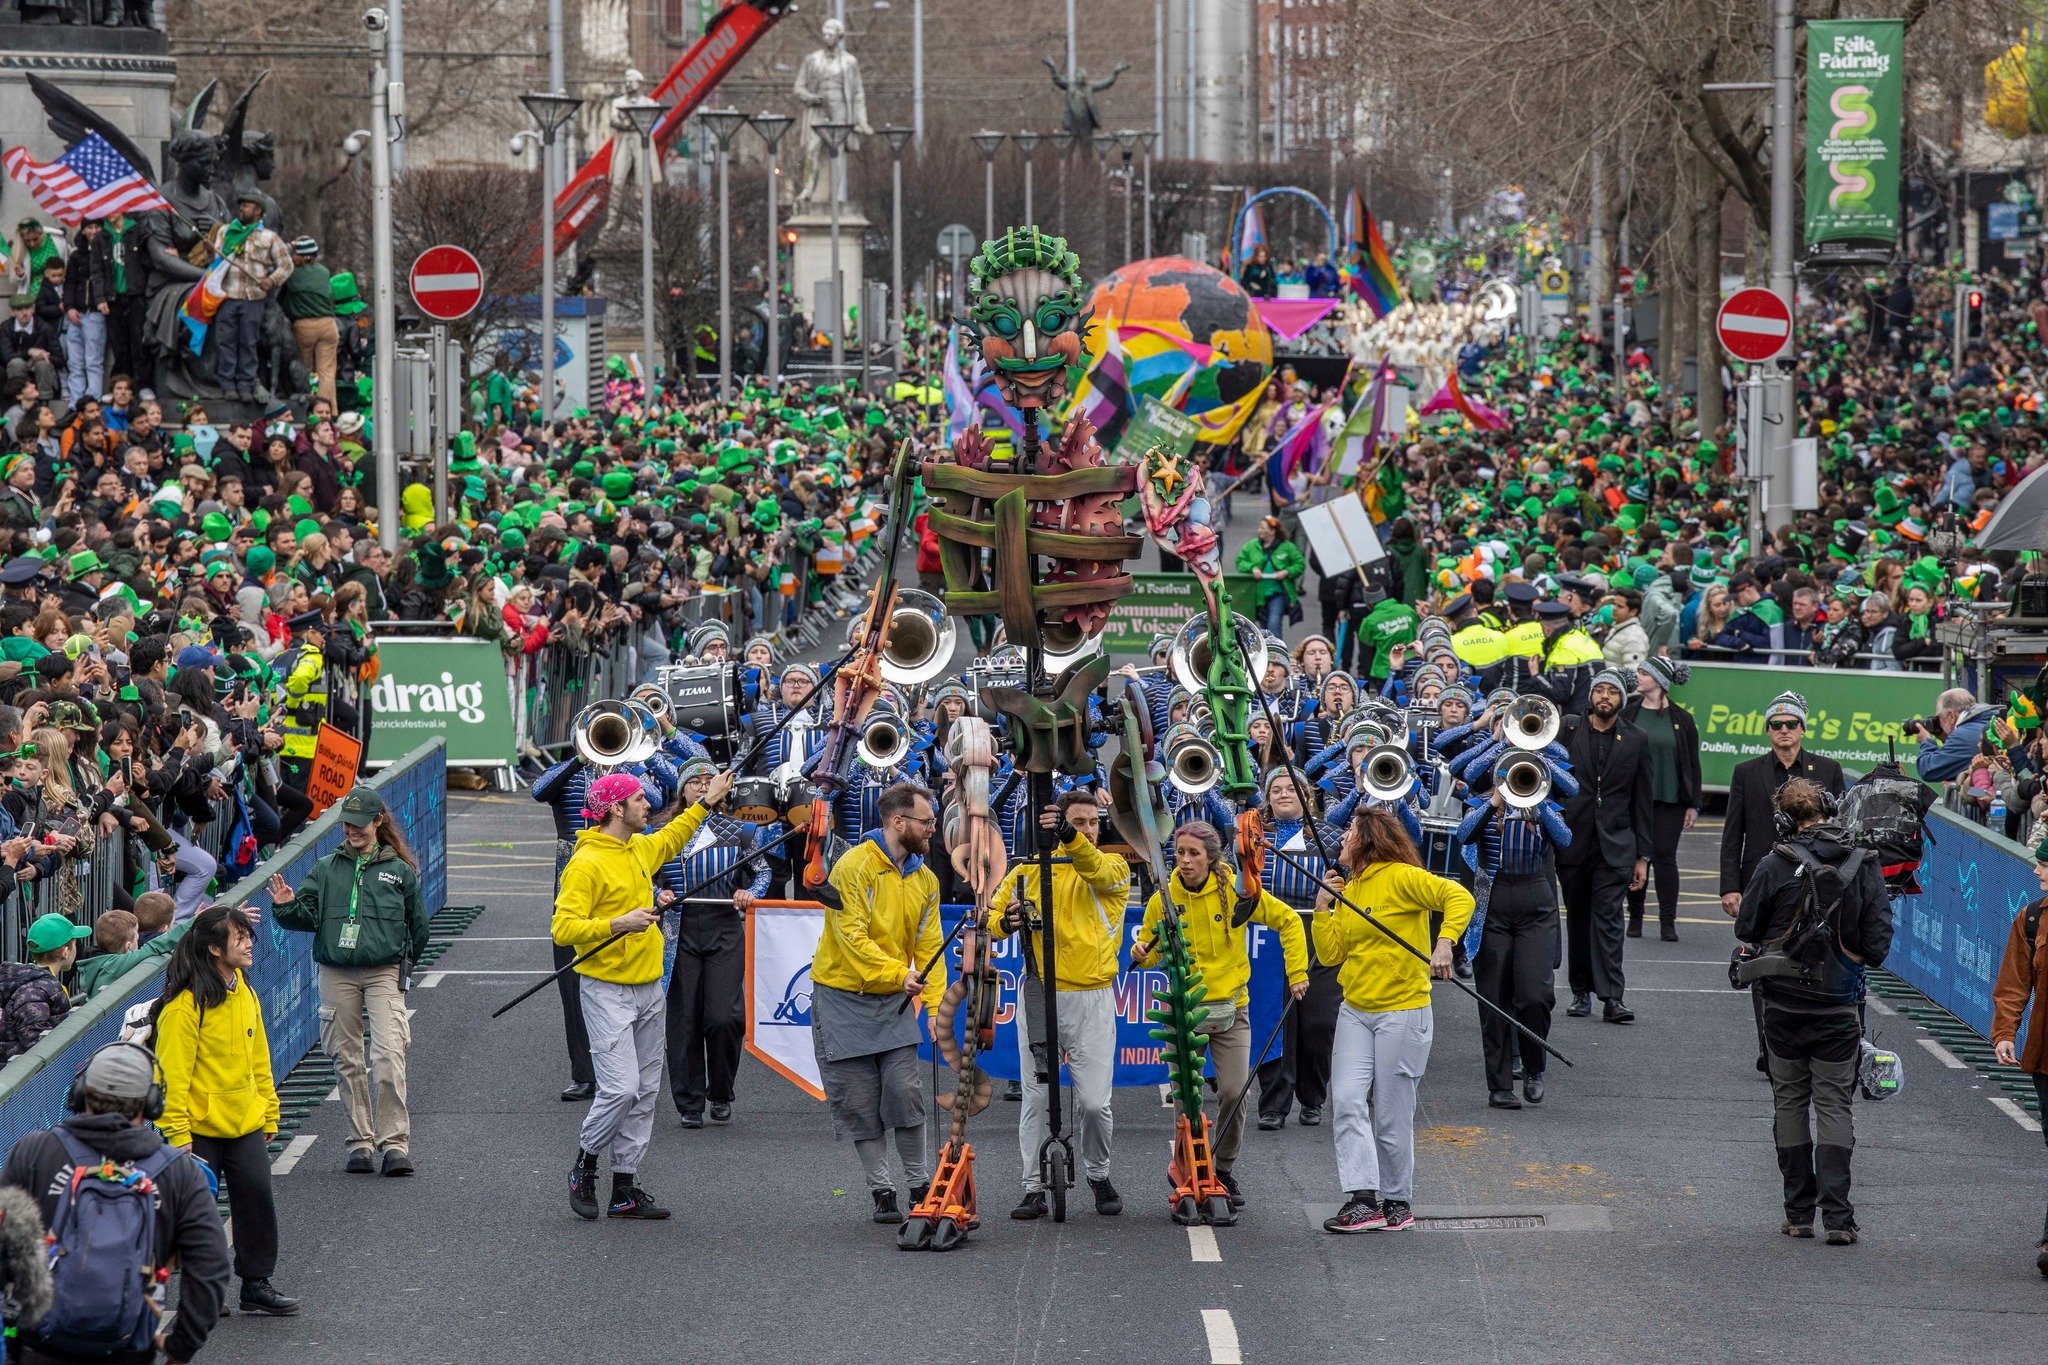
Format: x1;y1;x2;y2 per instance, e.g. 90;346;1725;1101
238;1278;301;1316
1775;1142;1816;1233
1815;1143;1855;1235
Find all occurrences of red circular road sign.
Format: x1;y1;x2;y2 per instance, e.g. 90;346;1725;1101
1616;265;1636;294
1716;287;1792;364
407;244;484;322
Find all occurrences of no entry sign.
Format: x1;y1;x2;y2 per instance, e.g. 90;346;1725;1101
408;244;484;322
1716;287;1792;364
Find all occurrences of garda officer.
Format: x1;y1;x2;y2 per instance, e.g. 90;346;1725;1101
275;609;328;792
1444;592;1509;682
660;757;773;1127
1498;581;1545;663
1523;600;1602;716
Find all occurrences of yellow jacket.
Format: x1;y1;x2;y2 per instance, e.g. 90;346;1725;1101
1311;861;1475;1014
1138;871;1307;1007
551;802;711;985
987;834;1131;992
1450;621;1509;668
1500;621;1544;658
1544;627;1604;668
817;835;946;1010
154;971;280;1147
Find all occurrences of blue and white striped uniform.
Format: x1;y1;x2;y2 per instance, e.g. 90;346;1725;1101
657;812;775;903
835;762;909;842
1324;785;1425;846
1453;795;1572;953
743;701;824;775
1452;736;1580;800
1261;817;1345;912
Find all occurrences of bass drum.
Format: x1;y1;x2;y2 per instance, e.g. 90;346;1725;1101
661;663;741;763
728;776;781;825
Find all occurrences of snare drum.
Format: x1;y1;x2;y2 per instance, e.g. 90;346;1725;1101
729;776;780;825
779;776;820;829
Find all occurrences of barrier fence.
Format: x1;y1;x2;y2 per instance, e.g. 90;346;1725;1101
0;740;448;1155
1887;805;2033;1042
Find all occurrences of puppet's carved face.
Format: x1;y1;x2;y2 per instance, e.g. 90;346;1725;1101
963;228;1090;411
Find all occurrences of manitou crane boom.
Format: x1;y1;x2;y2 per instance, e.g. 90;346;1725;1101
546;0;790;256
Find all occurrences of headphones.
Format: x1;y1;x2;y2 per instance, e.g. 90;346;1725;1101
1771;784;1843;840
65;1040;165;1123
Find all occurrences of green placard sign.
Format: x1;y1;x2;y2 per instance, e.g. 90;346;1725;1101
365;638;517;767
1804;19;1903;247
1104;572;1271;654
1116;396;1200;461
1669;661;1937;790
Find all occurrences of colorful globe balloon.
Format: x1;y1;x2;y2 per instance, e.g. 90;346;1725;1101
1061;256;1274;452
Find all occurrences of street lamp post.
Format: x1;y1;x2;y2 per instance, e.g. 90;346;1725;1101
815;120;853;378
971;130;1007;241
1052;130;1075;236
360;57;401;550
880;126;914;376
1139;129;1157;258
519;91;583;428
1115;129;1141;263
618;98;671;392
1013;130;1041;225
699;108;749;401
749;112;793;384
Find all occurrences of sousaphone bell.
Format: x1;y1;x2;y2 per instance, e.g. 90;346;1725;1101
1169;611;1268;695
877;588;957;688
1502;694;1561;751
1493;751;1553;810
572;698;660;770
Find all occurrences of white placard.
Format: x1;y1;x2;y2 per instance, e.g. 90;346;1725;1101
1789;436;1819;511
1299;495;1388;576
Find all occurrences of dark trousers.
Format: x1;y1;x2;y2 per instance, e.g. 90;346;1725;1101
1560;857;1629;1001
1762;1001;1860;1230
2033;1074;2048;1240
553;843;594;1086
1257;949;1341;1119
666;913;745;1115
214;297;264;393
1475;873;1559;1089
1628;801;1687;934
110;293;149;389
191;1129;277;1281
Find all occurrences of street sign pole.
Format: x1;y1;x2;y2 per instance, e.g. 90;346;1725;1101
430;322;448;524
1767;0;1798;536
1741;363;1769;554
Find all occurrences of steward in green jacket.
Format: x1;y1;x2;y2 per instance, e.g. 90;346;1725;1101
273;799;429;969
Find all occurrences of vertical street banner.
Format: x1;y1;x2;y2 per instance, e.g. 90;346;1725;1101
1804;19;1904;247
364;638;518;767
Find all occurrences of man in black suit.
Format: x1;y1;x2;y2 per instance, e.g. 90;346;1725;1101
1719;691;1848;915
1557;669;1653;1023
1719;690;1848;1070
0;293;59;400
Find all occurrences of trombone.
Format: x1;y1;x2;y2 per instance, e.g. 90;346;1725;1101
1359;743;1416;802
1162;721;1222;796
1500;695;1561;751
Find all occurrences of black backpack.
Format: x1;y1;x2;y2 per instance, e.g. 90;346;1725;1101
1734;840;1868;989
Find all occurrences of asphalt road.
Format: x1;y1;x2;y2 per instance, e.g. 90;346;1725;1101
193;794;2048;1365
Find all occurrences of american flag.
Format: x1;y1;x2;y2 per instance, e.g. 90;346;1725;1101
2;132;169;226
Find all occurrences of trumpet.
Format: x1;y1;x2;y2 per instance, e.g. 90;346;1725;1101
1493;751;1553;810
629;683;671;725
1360;743;1415;802
856;710;912;769
1163;721;1221;796
876;588;958;688
1501;694;1561;751
572;698;660;769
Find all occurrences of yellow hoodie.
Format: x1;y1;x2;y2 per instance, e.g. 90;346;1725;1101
987;835;1131;992
1311;860;1475;1015
1138;871;1307;1008
154;970;280;1147
816;835;946;1011
551;802;711;985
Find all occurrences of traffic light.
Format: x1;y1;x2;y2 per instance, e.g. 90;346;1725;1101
1965;288;1986;342
780;228;797;248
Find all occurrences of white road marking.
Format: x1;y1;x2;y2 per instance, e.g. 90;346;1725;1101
1867;997;1896;1017
1158;1083;1174;1109
1992;1097;2043;1133
271;1135;317;1175
1187;1225;1220;1262
1917;1037;1967;1070
397;969;546;976
1201;1308;1242;1364
325;1087;339;1102
416;972;445;989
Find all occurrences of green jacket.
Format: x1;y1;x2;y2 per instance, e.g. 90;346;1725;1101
74;922;190;999
1234;537;1306;605
273;844;429;969
1387;538;1429;606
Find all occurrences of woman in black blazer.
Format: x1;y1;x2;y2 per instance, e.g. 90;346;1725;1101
1623;656;1703;941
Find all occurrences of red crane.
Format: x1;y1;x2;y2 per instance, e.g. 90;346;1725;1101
545;0;791;257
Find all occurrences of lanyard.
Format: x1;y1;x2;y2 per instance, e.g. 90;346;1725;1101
346;854;365;920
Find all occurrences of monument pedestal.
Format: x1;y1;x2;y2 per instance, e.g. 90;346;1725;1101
786;202;869;347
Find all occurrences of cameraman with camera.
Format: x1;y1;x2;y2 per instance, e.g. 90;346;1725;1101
1734;778;1893;1245
1905;688;1998;785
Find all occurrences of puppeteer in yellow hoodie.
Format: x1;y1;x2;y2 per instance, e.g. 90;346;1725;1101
154;971;280;1148
551;800;711;984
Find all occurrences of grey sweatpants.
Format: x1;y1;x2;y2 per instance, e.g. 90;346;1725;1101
577;977;666;1175
1331;1004;1433;1202
1016;985;1116;1190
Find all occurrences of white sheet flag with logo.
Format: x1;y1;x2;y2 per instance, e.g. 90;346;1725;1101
744;903;828;1100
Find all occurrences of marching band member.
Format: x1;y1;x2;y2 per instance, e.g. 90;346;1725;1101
1314;809;1475;1234
1254;768;1345;1132
659;758;774;1128
1457;760;1574;1110
1292;634;1339;689
1294;671;1359;755
987;791;1132;1220
1132;822;1308;1213
743;663;825;775
739;635;777;712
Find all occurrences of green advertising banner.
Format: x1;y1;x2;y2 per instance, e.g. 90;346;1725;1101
1669;661;1938;790
365;638;518;767
1804;19;1903;247
1103;573;1270;654
1116;396;1200;461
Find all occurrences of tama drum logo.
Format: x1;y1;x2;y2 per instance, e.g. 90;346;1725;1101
370;671;487;723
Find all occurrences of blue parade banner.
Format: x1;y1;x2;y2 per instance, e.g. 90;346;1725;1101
917;902;1296;1087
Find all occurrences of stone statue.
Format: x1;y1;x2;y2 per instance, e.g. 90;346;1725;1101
607;68;662;192
210;73;284;235
793;18;870;207
1043;58;1129;140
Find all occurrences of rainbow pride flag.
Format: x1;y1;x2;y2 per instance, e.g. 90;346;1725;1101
1349;196;1403;319
178;255;229;355
1234;200;1267;267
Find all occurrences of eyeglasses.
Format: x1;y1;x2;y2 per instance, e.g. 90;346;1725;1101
1767;719;1803;732
898;813;937;829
